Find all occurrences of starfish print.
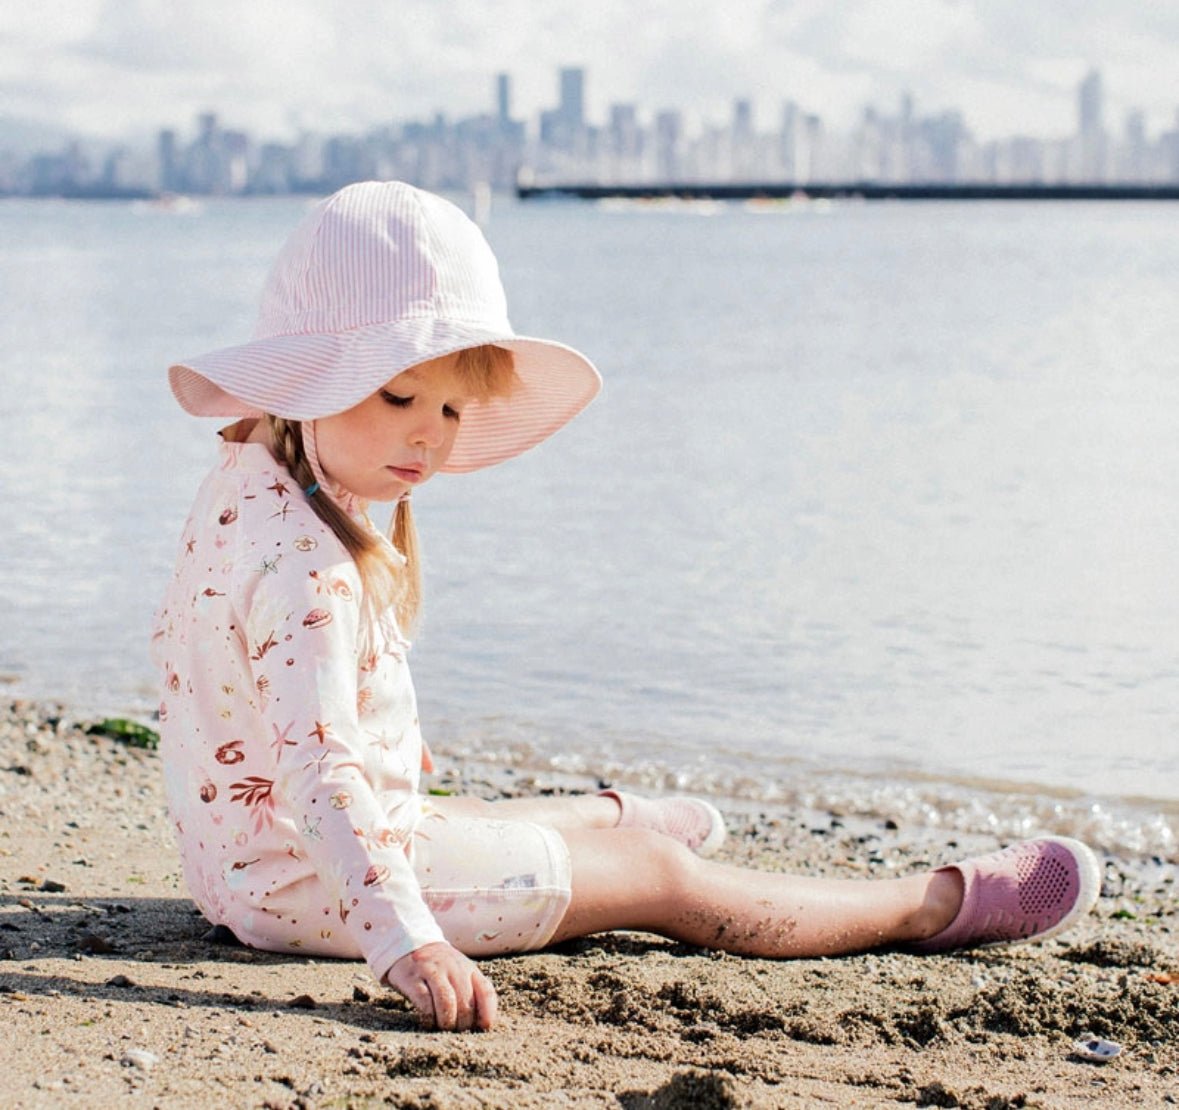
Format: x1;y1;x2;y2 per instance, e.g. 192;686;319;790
366;728;395;761
269;719;296;762
185;538;196;555
302;749;329;774
308;720;332;744
267;479;291;497
269;502;293;522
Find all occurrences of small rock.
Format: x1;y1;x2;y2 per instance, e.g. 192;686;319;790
106;973;137;988
351;985;371;1002
40;879;67;893
77;932;117;954
288;993;317;1009
121;1049;158;1071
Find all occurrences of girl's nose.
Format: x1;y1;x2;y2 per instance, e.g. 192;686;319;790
411;414;446;449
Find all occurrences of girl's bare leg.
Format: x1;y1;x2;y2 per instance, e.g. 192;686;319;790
548;828;964;957
428;793;621;830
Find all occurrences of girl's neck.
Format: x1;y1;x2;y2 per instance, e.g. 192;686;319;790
242;418;272;449
218;417;268;447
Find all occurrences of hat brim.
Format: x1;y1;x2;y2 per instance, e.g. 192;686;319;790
169;318;601;474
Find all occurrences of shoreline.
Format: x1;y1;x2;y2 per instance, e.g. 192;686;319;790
7;674;1177;857
2;698;1176;1108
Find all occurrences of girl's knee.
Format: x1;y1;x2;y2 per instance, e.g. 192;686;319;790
552;827;702;943
609;827;701;896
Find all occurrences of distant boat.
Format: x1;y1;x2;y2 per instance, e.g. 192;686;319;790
135;193;204;215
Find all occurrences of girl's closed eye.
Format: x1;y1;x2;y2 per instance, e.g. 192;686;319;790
381;391;460;420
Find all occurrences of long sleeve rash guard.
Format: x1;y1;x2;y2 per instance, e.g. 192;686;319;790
151;435;446;982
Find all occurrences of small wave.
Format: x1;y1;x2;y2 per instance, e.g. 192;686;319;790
442;735;1178;860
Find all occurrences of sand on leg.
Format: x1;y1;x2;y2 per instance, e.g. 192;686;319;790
546;828;964;956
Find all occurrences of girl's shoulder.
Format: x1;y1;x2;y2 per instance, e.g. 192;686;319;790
189;441;354;575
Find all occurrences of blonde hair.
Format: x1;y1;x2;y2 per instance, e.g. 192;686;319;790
266;345;519;632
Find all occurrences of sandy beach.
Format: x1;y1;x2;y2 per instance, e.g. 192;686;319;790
1;699;1175;1109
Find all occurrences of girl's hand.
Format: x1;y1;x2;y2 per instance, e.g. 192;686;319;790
385;942;498;1031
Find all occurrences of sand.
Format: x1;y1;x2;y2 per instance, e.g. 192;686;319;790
1;699;1176;1109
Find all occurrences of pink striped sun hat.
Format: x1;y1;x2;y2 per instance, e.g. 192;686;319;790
168;180;600;473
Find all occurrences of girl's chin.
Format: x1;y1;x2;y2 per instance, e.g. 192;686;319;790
366;477;417;503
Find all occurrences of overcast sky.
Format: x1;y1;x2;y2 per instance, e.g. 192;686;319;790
4;1;1179;147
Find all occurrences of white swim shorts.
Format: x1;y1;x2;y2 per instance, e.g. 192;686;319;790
412;807;574;956
219;806;573;966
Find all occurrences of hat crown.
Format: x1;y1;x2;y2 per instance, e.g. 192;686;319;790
253;181;510;340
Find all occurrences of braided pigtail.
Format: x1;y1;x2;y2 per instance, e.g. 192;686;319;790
266;416;420;631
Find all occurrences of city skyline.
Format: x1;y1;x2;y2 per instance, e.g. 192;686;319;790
3;1;1179;150
24;60;1179;153
7;62;1179;198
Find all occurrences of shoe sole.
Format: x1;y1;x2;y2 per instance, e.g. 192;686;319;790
694;800;727;858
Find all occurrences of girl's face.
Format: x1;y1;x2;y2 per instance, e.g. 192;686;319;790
314;353;472;502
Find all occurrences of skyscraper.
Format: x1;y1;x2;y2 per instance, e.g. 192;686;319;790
1078;69;1106;181
1078;69;1103;137
541;66;587;153
560;67;585;129
496;73;512;125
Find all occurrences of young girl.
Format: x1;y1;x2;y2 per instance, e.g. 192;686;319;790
153;181;1101;1033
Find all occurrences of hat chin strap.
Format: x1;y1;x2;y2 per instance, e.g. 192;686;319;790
303;420;365;518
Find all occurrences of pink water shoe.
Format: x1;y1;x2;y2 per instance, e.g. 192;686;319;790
601;790;727;857
910;836;1101;954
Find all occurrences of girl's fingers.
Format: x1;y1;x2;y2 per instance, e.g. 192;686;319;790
472;968;498;1031
428;976;459;1031
409;979;437;1028
449;974;475;1032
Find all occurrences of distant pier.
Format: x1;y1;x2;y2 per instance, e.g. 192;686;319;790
516;182;1179;202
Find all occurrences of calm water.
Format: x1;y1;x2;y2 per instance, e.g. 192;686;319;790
2;194;1177;854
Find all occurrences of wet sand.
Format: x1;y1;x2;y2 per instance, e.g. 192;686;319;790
2;700;1176;1108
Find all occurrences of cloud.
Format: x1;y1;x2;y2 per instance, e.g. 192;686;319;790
1;1;1177;145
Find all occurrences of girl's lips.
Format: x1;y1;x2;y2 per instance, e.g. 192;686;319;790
387;465;425;483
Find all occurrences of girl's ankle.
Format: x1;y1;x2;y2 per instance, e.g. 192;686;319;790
911;868;965;941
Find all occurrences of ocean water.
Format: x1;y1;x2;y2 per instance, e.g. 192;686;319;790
1;194;1176;855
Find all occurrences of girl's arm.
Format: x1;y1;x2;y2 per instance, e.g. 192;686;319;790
240;545;447;981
